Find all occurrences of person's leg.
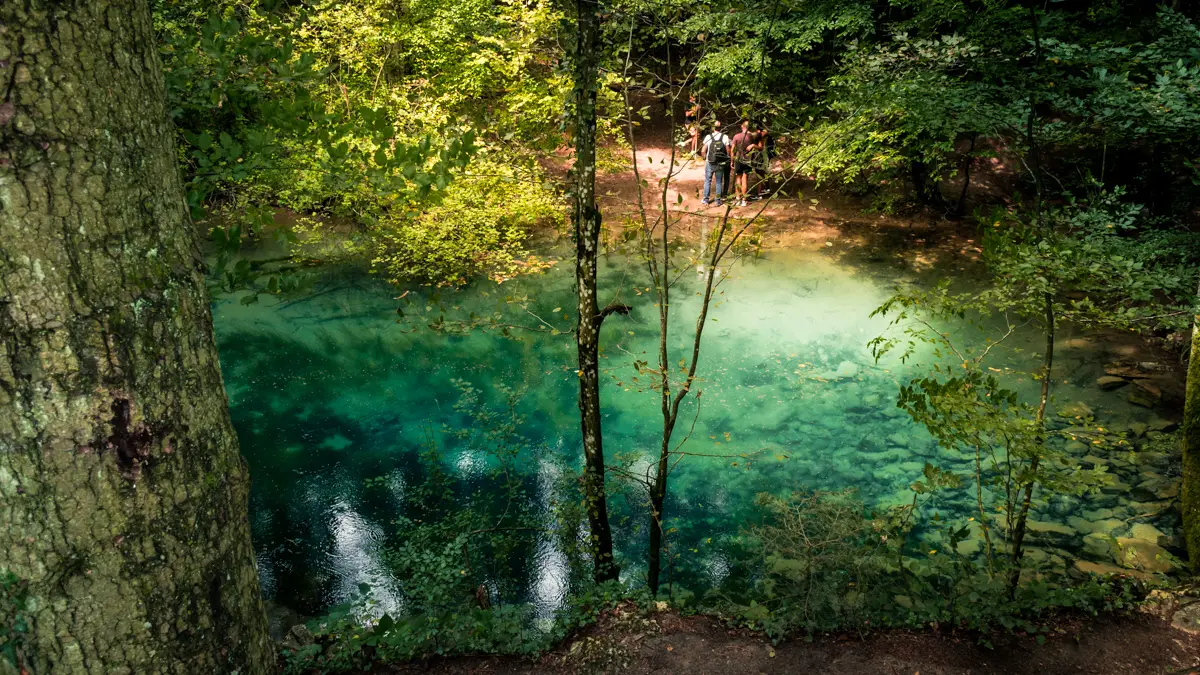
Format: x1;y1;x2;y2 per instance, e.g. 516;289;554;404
722;164;731;198
703;162;713;203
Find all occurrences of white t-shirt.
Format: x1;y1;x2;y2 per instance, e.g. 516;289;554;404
703;132;731;155
700;131;729;163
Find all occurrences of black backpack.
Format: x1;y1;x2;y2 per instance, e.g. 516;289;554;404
707;134;729;164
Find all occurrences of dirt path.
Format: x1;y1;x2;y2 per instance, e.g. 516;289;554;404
381;606;1200;674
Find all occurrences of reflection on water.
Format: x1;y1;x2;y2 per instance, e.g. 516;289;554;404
213;246;1180;619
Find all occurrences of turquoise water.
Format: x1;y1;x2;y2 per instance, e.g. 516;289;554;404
211;245;1178;619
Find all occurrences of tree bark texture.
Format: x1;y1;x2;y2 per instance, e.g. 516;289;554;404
1183;285;1200;570
572;0;617;583
0;2;274;673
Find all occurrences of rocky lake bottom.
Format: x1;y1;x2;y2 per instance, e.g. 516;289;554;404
211;245;1186;621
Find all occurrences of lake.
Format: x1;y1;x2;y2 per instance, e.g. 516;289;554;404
211;242;1181;620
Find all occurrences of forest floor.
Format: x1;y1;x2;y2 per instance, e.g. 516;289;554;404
378;602;1200;674
578;128;1013;294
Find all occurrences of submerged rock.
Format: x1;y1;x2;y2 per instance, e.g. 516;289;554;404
1131;523;1167;542
1026;520;1075;546
1115;537;1176;573
1129;391;1158;408
1081;532;1115;559
1096;375;1129;391
1148;417;1179;433
1068;516;1123;536
1058;401;1094;419
1073;559;1154;581
833;360;860;379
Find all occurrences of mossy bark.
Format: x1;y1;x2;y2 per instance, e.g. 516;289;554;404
571;0;617;584
1183;300;1200;570
0;1;274;673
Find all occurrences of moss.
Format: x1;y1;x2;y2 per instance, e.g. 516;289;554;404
1;1;271;672
1182;323;1200;570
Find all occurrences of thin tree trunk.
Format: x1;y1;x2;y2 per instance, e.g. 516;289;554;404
572;0;617;583
1182;278;1200;569
0;2;273;673
1009;294;1054;590
1008;5;1049;594
956;135;977;217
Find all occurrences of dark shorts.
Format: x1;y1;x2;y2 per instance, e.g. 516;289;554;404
734;161;752;176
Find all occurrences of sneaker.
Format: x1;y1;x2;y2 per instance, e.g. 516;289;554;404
701;199;710;206
715;199;724;207
738;199;747;207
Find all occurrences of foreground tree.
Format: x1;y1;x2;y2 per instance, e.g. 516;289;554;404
571;0;619;582
0;1;273;672
1184;289;1200;568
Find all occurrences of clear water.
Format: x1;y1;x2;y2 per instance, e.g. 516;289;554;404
211;245;1176;619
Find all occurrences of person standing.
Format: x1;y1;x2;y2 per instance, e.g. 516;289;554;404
685;96;702;155
702;121;732;206
756;125;775;199
731;120;754;206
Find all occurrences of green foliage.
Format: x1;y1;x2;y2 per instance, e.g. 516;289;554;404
0;573;30;669
359;159;565;286
153;0;567;290
730;488;1150;642
281;580;636;674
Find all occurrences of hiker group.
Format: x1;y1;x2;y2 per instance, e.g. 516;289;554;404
686;99;774;208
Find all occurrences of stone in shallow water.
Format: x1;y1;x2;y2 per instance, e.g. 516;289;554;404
1129;391;1157;408
1073;560;1154;581
1058;401;1094;419
1100;479;1132;495
1096;375;1129;391
1026;520;1075;546
1115;537;1176;573
1066;440;1092;454
1131;523;1166;542
1156;481;1180;500
1082;507;1118;521
1068;516;1123;536
1082;532;1115;559
1148;417;1179;433
833;360;860;379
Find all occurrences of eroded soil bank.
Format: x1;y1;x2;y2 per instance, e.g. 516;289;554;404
374;601;1200;675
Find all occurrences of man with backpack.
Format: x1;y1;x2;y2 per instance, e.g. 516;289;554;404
702;121;732;206
731;120;755;207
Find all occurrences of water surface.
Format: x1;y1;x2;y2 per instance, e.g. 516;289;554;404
212;245;1175;618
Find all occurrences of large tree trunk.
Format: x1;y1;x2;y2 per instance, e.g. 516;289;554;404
0;2;274;673
1183;283;1200;569
572;0;618;583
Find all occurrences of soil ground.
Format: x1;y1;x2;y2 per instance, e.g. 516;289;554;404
379;604;1200;674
